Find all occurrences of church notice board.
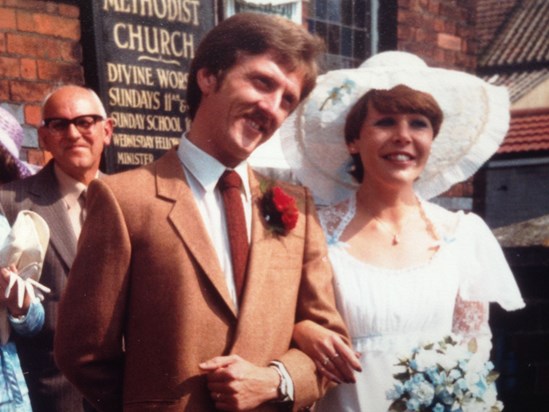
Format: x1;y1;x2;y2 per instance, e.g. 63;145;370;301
80;1;217;173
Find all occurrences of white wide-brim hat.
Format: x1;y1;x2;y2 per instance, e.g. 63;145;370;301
280;51;510;205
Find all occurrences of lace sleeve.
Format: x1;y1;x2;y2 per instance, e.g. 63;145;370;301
317;196;355;244
452;295;492;360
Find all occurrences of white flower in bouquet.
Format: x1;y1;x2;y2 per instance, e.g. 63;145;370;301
386;335;503;412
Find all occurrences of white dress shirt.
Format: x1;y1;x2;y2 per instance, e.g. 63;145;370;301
177;137;251;311
54;164;89;238
176;137;294;401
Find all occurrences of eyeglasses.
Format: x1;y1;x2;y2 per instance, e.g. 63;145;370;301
42;115;105;135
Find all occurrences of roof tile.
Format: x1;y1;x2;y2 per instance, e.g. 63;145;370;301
476;0;518;53
484;68;549;101
479;0;549;69
498;108;549;154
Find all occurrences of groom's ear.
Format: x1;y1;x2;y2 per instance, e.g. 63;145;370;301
196;68;218;95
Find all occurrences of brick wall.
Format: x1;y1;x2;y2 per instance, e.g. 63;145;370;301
397;0;477;71
0;0;84;167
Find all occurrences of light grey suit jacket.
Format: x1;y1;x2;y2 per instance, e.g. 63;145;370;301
0;161;89;412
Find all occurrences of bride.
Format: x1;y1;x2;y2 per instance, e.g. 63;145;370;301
281;52;525;411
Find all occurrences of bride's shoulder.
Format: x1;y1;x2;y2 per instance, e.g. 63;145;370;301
423;200;490;239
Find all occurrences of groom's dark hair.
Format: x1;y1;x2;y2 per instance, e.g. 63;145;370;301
186;12;325;120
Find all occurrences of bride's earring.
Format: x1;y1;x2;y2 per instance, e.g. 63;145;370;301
348;144;358;154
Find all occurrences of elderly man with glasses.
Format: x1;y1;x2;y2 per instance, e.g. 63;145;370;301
0;85;113;412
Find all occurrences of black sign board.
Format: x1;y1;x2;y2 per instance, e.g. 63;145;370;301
80;1;217;173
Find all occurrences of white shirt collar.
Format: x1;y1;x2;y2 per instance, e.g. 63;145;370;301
177;136;251;200
53;164;89;209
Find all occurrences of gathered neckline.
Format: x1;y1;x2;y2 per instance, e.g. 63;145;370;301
321;194;463;273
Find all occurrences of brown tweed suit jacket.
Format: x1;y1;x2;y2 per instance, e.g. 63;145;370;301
54;149;348;412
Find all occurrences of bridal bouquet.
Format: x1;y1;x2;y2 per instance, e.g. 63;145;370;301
386;335;503;412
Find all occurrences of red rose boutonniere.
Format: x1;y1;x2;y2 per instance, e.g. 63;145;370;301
259;184;298;235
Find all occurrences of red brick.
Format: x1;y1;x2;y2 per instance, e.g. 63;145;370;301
0;33;6;53
0;7;17;30
437;33;461;51
59;40;83;63
398;0;413;8
398;9;425;27
24;103;41;127
434;48;446;64
20;57;36;79
10;80;52;103
37;59;82;83
416;28;436;43
7;32;45;57
409;0;423;12
17;11;80;41
418;0;429;9
58;4;79;18
0;55;19;77
439;2;459;18
0;80;8;100
427;0;440;14
25;147;47;167
7;33;81;62
433;17;445;32
397;25;414;40
45;3;59;14
5;0;49;12
444;20;457;35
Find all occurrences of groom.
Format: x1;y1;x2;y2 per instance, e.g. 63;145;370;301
54;12;349;411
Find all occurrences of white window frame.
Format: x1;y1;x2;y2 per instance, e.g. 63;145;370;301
224;0;302;23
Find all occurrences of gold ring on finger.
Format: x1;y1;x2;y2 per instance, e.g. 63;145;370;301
330;353;340;360
322;356;331;366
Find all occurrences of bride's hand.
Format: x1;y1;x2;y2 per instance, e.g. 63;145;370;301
293;321;362;384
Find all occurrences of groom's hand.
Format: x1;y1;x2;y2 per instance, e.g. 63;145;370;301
199;354;280;411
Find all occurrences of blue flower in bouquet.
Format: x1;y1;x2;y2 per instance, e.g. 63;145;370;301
433;404;445;412
386;335;503;412
426;367;447;386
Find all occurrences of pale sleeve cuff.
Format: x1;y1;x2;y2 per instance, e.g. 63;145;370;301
9;298;45;337
269;360;295;402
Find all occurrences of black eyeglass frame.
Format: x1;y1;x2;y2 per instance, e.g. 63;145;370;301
42;115;105;133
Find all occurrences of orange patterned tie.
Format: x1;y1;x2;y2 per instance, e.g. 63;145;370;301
218;170;249;304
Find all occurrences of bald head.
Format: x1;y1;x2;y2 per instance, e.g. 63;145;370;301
39;85;113;184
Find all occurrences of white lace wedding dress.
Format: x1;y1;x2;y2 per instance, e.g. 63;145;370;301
315;196;525;412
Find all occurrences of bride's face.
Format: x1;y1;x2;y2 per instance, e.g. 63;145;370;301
349;103;434;189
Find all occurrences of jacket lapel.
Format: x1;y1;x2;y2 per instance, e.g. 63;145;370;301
242;170;276;302
29;163;77;269
237;170;301;309
231;170;298;355
156;151;237;316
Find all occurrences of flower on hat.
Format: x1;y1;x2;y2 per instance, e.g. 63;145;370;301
259;182;298;236
320;79;356;111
